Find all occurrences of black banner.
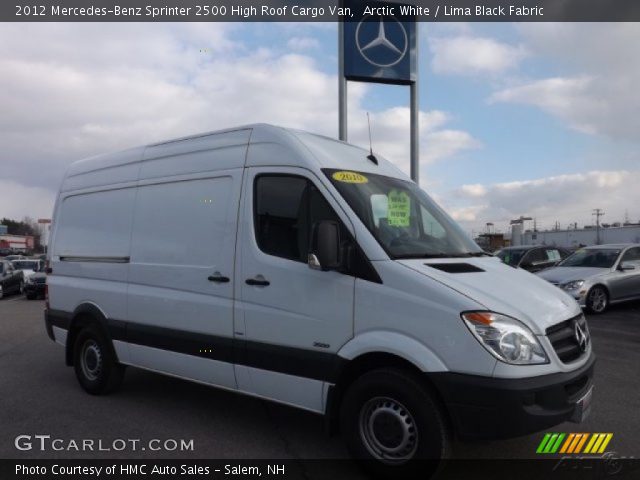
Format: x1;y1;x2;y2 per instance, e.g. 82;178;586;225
3;459;640;480
2;0;640;22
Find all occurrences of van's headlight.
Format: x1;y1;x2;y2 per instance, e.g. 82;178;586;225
462;312;548;365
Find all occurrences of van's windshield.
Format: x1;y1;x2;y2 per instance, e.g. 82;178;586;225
324;169;484;259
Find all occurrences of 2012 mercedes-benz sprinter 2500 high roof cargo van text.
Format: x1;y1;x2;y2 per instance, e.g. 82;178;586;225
45;124;594;476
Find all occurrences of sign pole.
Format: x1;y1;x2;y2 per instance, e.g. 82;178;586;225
338;20;347;141
410;23;419;183
340;2;417;177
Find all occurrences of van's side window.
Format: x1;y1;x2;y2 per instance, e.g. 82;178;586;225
254;175;344;263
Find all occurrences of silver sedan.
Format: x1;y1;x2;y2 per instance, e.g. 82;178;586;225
537;243;640;313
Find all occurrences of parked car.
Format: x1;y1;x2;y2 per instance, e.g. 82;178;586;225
0;247;12;256
0;259;25;299
45;124;594;475
538;243;640;313
5;254;25;262
11;259;44;278
496;245;571;273
24;271;46;300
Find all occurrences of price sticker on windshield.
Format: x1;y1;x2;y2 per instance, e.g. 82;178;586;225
332;171;368;184
387;189;411;227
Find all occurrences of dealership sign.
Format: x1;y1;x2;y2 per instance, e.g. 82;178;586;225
343;0;417;84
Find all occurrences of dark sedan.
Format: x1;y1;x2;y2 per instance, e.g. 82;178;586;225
0;260;24;299
496;245;571;273
24;271;46;300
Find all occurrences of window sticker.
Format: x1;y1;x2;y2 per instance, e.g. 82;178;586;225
547;250;561;261
332;171;368;184
387;189;411;227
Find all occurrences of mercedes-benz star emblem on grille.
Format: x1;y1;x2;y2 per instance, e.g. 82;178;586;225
574;321;589;352
356;16;408;68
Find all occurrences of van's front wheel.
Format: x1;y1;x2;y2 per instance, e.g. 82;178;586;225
73;325;124;395
340;368;450;478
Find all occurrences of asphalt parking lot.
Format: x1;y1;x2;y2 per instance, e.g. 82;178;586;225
1;295;638;471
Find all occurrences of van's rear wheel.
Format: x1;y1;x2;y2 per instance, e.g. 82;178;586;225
73;325;124;395
340;368;450;479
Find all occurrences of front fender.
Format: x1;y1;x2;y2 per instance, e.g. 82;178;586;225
338;330;448;372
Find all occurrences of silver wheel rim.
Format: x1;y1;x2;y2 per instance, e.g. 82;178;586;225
359;396;418;463
19;281;24;294
589;288;607;313
80;339;102;381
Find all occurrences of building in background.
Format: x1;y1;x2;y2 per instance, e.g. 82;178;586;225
521;224;640;248
0;225;7;235
0;234;34;253
475;233;509;252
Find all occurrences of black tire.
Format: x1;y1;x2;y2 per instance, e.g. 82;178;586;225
73;324;124;395
18;280;24;295
340;368;451;479
586;285;608;314
26;292;36;300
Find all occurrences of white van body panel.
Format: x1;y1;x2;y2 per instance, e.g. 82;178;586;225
398;257;582;333
61;147;145;192
128;344;237;387
353;260;498;376
141;129;250;179
338;330;449;372
237;366;325;413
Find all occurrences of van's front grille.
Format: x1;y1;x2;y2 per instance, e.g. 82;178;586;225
546;314;590;363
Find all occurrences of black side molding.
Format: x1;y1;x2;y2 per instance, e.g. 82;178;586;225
60;256;130;263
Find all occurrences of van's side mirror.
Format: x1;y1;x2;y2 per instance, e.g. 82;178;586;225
619;262;636;272
309;221;341;271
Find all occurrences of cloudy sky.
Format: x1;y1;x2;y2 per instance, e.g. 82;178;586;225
1;22;639;236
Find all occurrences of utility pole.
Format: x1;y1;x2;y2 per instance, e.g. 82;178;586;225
592;208;605;244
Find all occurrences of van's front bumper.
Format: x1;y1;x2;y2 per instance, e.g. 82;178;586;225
429;353;595;441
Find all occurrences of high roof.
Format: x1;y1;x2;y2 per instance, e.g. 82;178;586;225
63;124;408;189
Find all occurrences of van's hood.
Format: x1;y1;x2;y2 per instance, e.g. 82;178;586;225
537;266;609;284
397;257;581;334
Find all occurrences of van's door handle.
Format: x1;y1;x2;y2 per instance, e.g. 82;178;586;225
208;273;230;283
245;277;270;287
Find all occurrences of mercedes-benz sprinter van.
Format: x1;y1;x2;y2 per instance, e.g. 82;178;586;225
45;124;594;475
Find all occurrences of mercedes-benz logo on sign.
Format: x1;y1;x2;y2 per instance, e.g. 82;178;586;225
574;321;589;352
356;15;408;68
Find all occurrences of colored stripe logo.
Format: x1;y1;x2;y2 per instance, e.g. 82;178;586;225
536;433;613;454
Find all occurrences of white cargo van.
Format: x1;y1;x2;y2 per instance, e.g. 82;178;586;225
45;124;594;474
